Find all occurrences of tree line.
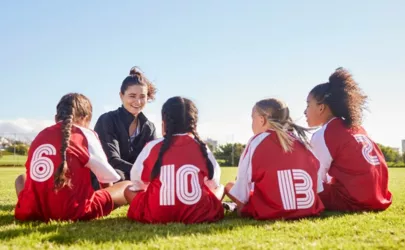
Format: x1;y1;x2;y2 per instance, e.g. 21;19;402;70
211;142;405;167
1;140;404;168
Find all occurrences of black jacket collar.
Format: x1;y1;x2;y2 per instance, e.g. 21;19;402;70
118;106;149;131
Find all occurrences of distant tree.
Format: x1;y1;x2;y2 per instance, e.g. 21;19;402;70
206;143;215;153
6;144;29;155
377;143;403;163
214;143;245;166
14;140;26;145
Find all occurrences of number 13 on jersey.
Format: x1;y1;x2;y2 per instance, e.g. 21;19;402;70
160;164;202;206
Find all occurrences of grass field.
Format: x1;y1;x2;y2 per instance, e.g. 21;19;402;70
1;167;404;249
0;155;27;166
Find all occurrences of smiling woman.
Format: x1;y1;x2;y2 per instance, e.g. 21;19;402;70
93;67;157;186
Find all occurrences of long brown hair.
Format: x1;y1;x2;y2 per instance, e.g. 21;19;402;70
54;93;92;190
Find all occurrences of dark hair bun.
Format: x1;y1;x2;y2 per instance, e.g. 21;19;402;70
129;66;140;75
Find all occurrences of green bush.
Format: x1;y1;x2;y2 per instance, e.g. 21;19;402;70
387;162;405;168
0;151;13;156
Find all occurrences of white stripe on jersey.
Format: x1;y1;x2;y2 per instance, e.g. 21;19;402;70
310;119;335;192
77;125;120;183
205;145;222;190
277;170;296;210
160;164;175;206
129;138;165;192
228;132;271;204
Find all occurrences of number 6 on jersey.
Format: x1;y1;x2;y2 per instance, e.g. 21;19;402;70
160;164;202;206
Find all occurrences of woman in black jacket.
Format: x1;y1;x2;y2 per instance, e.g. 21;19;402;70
94;67;157;184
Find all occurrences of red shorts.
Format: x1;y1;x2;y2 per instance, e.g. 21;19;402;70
319;183;392;212
15;189;114;222
318;183;354;211
81;189;114;220
127;190;224;224
127;191;147;222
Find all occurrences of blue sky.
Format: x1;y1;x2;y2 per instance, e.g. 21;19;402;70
1;1;404;149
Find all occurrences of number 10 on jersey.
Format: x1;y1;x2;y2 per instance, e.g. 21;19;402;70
160;164;202;206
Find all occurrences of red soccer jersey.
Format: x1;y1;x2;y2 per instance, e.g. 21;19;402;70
310;118;392;211
127;134;224;224
229;130;324;220
15;122;120;222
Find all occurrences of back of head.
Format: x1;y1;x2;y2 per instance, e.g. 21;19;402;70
121;66;157;101
310;67;368;128
161;96;198;135
255;98;290;125
255;98;310;152
150;96;214;180
55;93;93;123
54;93;93;190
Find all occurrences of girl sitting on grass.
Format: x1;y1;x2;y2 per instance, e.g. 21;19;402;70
125;96;224;224
304;67;392;211
225;98;324;220
15;93;131;222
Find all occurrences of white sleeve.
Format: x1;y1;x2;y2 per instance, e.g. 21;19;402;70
129;138;164;191
204;146;221;190
228;140;254;204
80;127;120;183
310;128;333;188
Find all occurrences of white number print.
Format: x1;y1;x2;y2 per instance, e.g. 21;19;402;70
30;144;57;182
354;134;380;166
277;169;315;210
160;164;202;206
160;165;175;206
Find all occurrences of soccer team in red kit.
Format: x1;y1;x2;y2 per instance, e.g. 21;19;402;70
14;67;392;224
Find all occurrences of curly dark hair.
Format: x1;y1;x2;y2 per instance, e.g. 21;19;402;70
309;67;368;128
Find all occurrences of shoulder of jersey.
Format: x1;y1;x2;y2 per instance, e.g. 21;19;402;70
36;123;60;138
73;125;97;136
248;131;271;147
145;137;165;150
312;119;336;138
311;127;324;140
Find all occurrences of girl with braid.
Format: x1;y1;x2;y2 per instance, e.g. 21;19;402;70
225;98;324;220
125;96;224;224
305;67;392;211
15;93;132;222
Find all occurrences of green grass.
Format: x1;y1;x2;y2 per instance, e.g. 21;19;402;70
1;167;404;249
0;155;27;166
